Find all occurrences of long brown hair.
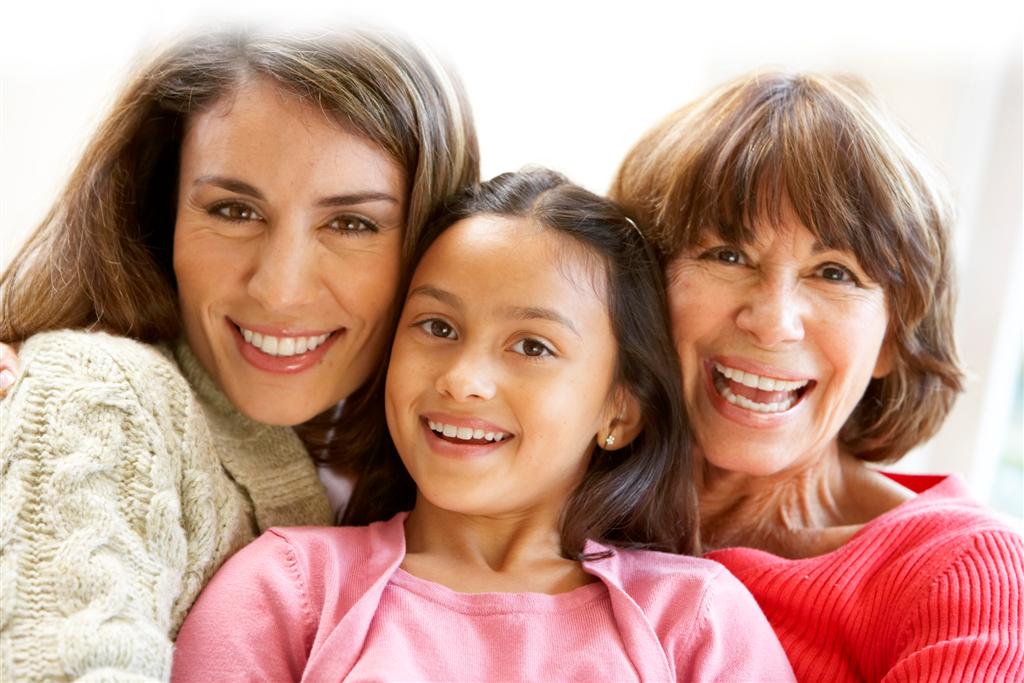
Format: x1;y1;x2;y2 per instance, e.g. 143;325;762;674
612;71;962;463
345;169;699;558
0;29;480;467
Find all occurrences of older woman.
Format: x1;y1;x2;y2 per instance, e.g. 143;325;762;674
612;71;1022;681
0;30;477;681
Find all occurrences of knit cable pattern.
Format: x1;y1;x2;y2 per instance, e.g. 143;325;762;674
0;331;331;682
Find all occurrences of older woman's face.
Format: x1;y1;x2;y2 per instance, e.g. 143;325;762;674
173;79;406;425
666;209;891;477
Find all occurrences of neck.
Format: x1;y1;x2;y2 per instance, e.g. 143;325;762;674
699;448;912;558
402;496;594;594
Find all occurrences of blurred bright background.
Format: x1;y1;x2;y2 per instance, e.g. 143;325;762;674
2;0;1021;525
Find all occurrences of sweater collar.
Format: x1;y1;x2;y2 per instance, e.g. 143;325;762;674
172;338;240;418
172;338;334;529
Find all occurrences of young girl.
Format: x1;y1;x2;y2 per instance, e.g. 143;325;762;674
170;169;795;682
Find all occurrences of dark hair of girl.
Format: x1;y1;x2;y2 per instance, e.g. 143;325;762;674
344;168;699;558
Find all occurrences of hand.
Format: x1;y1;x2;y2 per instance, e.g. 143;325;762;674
0;342;21;397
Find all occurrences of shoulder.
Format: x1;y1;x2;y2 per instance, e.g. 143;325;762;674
7;330;196;426
598;544;730;586
263;525;379;564
13;329;188;400
591;547;793;680
872;481;1024;678
868;476;1022;580
259;517;406;580
587;545;744;617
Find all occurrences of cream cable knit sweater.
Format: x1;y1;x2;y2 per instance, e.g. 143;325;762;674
0;330;333;682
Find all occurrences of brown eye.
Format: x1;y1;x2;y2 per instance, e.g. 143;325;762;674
210;202;263;222
817;263;859;284
325;215;378;233
416;318;457;340
512;338;554;358
699;246;747;265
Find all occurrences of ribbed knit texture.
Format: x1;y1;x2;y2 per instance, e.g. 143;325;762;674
706;474;1023;682
0;330;332;682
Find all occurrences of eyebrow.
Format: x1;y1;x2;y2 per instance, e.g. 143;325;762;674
407;285;581;339
503;306;581;339
192;175;400;206
409;285;462;310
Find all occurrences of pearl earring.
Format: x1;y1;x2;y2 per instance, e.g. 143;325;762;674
604;434;615;448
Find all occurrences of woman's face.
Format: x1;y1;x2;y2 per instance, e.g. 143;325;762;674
173;79;406;425
667;207;892;477
385;216;621;519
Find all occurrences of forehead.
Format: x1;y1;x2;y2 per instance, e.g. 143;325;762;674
180;78;406;200
410;215;610;319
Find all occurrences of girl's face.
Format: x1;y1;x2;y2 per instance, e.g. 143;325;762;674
173;78;406;425
385;215;622;520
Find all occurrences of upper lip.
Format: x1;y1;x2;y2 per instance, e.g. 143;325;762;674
709;356;813;383
230;318;341;337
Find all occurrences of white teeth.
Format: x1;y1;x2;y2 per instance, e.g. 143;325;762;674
238;326;332;357
713;362;809;392
428;420;509;442
718;382;797;413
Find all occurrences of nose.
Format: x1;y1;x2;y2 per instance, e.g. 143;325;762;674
247;220;320;312
435;347;497;402
735;272;805;348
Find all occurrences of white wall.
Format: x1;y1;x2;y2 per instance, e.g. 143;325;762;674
3;0;1022;517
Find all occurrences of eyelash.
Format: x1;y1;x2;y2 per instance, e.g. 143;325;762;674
699;246;863;285
324;215;379;234
416;318;458;340
510;338;555;359
207;202;379;234
413;319;556;359
815;263;861;285
208;201;263;223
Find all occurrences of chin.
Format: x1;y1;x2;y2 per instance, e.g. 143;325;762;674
229;391;330;427
702;444;798;479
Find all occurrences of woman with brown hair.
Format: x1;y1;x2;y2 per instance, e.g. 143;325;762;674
612;71;1022;681
0;30;477;681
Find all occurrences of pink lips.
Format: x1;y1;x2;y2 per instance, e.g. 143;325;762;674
229;319;342;374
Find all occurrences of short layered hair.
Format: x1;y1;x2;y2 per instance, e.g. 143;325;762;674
611;71;962;463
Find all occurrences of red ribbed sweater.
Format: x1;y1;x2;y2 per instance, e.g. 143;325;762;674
706;474;1023;682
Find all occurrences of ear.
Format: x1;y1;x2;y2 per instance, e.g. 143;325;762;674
871;337;896;379
597;386;644;451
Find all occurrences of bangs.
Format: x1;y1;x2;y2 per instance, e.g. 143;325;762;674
662;73;926;292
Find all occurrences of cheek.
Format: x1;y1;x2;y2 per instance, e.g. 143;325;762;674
172;228;243;302
324;242;403;323
819;300;890;376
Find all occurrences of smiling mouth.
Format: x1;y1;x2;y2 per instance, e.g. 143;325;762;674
425;418;512;445
237;325;339;357
711;361;815;414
